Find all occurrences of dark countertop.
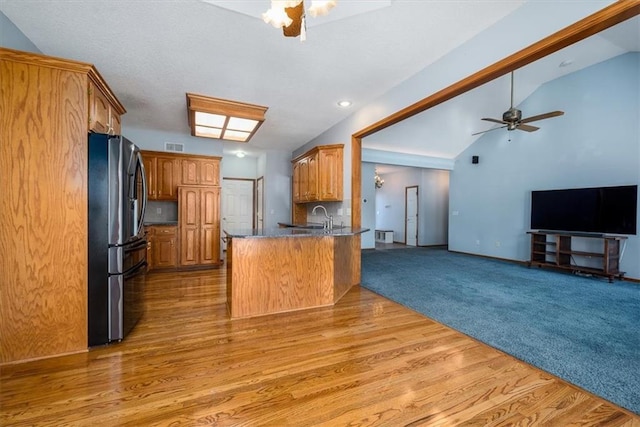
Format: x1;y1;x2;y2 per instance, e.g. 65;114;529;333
144;221;178;226
278;221;326;229
225;227;369;238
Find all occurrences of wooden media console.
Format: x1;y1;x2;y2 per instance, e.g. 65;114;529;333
527;231;627;282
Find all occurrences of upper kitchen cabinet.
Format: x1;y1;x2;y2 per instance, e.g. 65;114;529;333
0;47;125;364
88;79;125;135
141;151;221;201
141;152;180;201
156;156;180;200
181;157;220;186
292;144;343;203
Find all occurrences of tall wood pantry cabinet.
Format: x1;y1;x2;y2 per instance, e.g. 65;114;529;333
179;186;222;266
1;47;125;364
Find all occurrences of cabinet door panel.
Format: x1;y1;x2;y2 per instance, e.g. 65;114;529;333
200;187;220;264
157;157;178;200
292;162;301;203
201;187;219;226
154;236;176;268
200;226;217;264
181;188;199;226
89;82;110;133
299;158;309;200
180;228;199;265
110;112;121;135
143;156;157;199
181;159;199;185
179;187;200;266
319;148;343;201
307;152;318;201
200;160;219;186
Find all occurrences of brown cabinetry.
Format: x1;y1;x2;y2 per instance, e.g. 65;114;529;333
88;81;123;135
528;231;627;282
1;47;125;364
141;152;180;201
141;151;220;201
179;186;222;267
157;156;180;200
292;144;343;203
181;158;220;186
147;225;179;270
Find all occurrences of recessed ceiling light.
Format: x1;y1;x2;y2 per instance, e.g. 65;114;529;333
236;151;246;158
337;100;352;108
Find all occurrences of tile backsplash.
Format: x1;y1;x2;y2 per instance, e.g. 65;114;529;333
144;201;178;223
306;199;351;227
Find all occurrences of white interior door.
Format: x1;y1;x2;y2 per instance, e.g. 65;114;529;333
256;177;264;232
222;179;254;250
405;186;418;246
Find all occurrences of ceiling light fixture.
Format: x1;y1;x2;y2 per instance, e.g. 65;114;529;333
262;0;337;41
375;170;384;189
186;93;268;143
337;100;352;107
236;151;246;158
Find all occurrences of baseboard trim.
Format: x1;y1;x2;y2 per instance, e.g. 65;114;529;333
448;250;639;283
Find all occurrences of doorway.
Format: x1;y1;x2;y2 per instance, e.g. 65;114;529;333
405;185;418;246
221;178;255;250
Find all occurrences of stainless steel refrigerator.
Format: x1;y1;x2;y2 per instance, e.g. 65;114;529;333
88;133;147;346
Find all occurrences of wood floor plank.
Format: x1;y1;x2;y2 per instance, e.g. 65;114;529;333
1;268;638;426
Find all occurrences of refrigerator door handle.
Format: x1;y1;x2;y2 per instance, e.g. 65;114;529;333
135;150;147;237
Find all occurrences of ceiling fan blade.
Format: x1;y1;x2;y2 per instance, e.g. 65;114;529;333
520;110;564;124
472;125;507;136
516;123;539;132
481;118;508;125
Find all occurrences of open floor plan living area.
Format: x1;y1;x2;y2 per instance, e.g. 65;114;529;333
2;1;639;425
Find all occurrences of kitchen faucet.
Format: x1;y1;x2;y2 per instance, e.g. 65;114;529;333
312;205;333;230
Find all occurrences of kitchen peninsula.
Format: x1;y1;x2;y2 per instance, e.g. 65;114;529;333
225;227;368;319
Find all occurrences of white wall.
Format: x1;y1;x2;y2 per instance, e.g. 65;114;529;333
258;150;293;229
294;2;612;217
222;156;257;179
419;169;450;246
374;167;449;246
124;126;223;157
449;53;639;279
0;11;40;53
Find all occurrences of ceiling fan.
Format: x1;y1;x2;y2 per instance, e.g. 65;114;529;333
472;71;564;136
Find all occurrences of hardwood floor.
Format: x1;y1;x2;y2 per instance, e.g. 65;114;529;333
2;268;638;426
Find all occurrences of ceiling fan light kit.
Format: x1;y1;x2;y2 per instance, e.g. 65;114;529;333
263;0;337;40
473;71;564;136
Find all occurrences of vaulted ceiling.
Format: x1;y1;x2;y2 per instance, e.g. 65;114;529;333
0;0;524;154
1;1;636;161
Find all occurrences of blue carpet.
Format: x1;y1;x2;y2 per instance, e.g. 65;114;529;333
361;247;640;414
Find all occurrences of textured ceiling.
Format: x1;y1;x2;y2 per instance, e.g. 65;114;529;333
0;0;525;157
365;15;640;159
1;1;635;161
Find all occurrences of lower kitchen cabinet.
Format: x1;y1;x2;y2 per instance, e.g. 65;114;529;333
179;186;222;267
147;225;179;270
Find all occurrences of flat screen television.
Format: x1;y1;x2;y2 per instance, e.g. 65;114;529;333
530;185;637;235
